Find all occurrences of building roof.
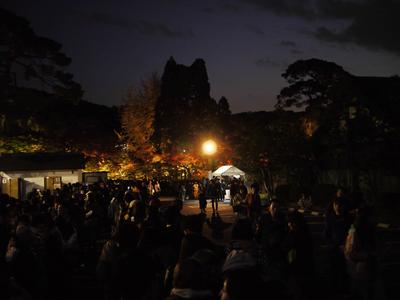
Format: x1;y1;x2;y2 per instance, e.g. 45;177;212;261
0;153;85;171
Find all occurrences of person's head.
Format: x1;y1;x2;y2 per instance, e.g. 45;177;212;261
336;187;345;198
250;183;259;194
222;250;256;274
231;218;254;241
33;212;54;232
18;213;31;227
250;186;257;194
173;258;207;290
191;248;216;263
116;222;139;249
332;197;345;216
56;202;69;217
221;269;263;300
183;214;204;235
14;223;33;249
174;199;183;212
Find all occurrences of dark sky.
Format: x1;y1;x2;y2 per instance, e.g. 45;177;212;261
4;0;400;112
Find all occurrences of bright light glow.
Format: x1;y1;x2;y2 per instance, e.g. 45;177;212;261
202;139;217;155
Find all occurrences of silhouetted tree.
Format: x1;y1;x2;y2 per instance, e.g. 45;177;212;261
0;8;83;102
217;96;232;132
276;58;350;111
218;97;231;116
153;57;219;153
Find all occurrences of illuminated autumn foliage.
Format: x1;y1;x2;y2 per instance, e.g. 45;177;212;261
121;74;159;166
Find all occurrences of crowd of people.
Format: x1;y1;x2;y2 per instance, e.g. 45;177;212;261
178;178;230;214
0;180;378;300
178;177;252;216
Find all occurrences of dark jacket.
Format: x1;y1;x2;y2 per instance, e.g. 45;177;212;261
324;210;352;247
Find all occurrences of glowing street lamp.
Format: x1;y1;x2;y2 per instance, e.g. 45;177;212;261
202;139;217;155
202;139;217;179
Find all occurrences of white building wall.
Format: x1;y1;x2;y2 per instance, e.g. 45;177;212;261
62;174;80;184
1;169;82;197
24;177;45;193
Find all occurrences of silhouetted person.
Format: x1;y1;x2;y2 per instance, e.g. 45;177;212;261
344;205;377;300
324;196;352;294
230;219;255;253
206;179;219;214
220;269;263;300
179;214;216;261
199;191;207;214
285;211;315;300
97;222;139;300
245;185;261;221
167;258;215;300
256;200;287;280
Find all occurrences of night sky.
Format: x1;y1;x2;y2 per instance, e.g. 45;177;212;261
4;0;400;113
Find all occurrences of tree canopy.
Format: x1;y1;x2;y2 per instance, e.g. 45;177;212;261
276;58;400;197
0;8;83;102
153;57;220;153
276;58;350;110
121;74;160;167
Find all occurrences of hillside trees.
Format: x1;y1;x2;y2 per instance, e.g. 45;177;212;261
229;111;312;195
277;58;400;200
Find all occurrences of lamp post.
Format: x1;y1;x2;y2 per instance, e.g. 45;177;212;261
202;139;217;179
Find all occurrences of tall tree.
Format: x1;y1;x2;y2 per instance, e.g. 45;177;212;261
121;74;160;168
276;58;350;111
217;96;231;116
0;8;83;102
153;57;219;153
217;96;231;124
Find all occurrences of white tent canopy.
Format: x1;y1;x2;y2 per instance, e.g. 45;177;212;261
212;165;245;177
